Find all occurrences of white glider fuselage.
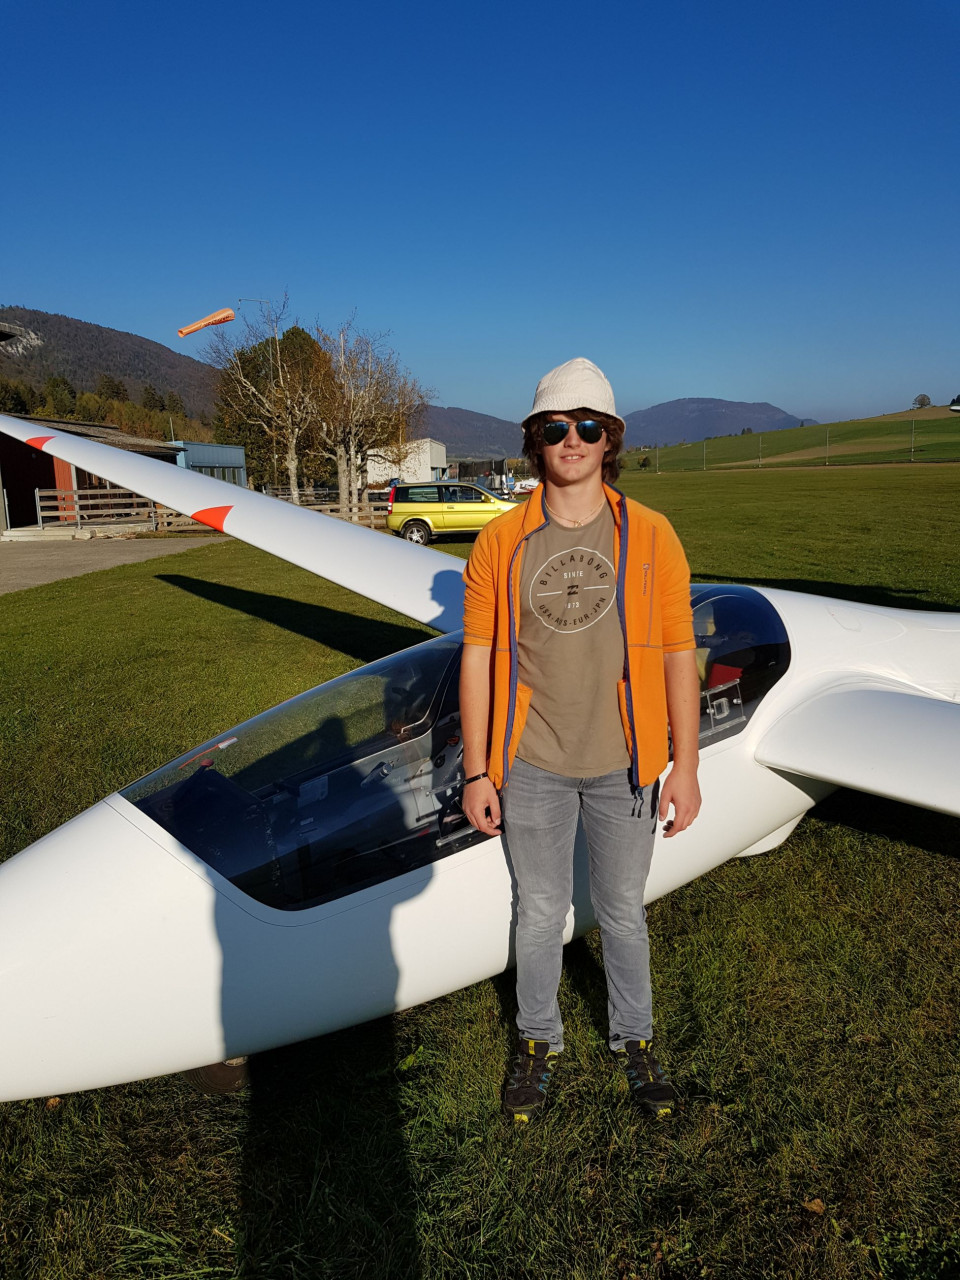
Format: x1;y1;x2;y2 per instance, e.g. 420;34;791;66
1;584;957;1102
0;412;957;1102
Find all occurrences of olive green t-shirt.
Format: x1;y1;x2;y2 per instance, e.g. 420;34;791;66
516;504;631;777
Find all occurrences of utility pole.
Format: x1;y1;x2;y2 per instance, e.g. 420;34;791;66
703;439;706;471
825;425;830;466
910;419;915;462
656;445;659;474
758;434;762;468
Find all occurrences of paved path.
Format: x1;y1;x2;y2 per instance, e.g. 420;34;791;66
0;537;226;595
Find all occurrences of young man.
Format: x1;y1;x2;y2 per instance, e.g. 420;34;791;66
459;357;701;1123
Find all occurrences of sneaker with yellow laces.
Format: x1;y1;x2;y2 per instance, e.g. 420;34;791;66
612;1037;676;1117
502;1037;560;1124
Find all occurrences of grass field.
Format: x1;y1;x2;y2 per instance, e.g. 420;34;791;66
627;415;960;473
1;467;959;1279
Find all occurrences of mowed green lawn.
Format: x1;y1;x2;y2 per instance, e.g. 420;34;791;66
1;466;959;1280
632;416;960;472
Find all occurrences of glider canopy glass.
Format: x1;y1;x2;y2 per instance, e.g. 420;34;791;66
690;584;791;744
122;586;790;912
122;633;481;911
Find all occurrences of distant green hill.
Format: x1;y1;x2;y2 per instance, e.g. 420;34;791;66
623;397;811;448
0;306;217;418
422;405;521;458
627;411;960;471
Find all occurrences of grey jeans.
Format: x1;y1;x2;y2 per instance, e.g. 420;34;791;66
501;757;659;1053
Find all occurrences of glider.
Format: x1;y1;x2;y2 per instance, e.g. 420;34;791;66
0;413;957;1102
177;308;235;338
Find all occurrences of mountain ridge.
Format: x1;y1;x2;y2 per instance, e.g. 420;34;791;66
0;306;218;418
623;398;815;448
0;308;813;454
421;405;522;458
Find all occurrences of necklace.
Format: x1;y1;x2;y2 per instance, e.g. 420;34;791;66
543;494;606;528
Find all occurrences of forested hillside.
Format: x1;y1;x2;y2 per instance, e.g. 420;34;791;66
422;406;521;458
0;306;217;417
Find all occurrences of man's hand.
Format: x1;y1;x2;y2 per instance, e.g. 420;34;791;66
658;763;701;837
462;776;502;836
662;648;701;837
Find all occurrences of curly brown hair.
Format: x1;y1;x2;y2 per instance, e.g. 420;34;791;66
522;409;624;485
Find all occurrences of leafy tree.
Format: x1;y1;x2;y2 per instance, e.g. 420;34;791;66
141;384;165;411
74;391;107;422
165;390;186;416
0;377;29;414
912;394;931;409
43;376;76;416
740;427;753;435
118;400;164;440
96;374;129;402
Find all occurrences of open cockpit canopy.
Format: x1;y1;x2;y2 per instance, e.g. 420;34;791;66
122;586;791;911
122;633;484;910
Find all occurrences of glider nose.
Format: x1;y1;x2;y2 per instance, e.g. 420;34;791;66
0;799;225;1102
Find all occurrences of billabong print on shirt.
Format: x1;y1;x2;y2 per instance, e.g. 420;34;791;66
528;546;617;631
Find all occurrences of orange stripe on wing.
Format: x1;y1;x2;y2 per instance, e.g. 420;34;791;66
26;435;56;449
190;505;234;532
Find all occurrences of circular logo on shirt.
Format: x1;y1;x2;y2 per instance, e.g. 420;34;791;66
528;545;617;631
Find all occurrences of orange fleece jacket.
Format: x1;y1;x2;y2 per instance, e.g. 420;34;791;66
462;483;695;790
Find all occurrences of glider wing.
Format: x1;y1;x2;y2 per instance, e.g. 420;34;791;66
755;685;960;817
0;414;466;634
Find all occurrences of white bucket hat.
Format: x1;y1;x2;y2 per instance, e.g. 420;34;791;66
521;357;625;432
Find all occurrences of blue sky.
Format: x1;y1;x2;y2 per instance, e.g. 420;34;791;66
4;0;958;423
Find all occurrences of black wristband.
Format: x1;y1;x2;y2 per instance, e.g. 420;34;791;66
463;771;488;786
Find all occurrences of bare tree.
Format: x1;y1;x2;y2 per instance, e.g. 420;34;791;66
364;371;428;487
912;393;932;409
212;309;430;514
210;305;332;503
310;324;431;516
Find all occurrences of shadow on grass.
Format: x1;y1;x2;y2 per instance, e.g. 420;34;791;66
692;574;960;612
562;937;609;1035
155;574;434;661
812;788;960;859
489;940;610;1054
239;1019;420;1279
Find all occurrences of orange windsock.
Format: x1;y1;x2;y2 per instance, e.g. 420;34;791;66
177;308;235;338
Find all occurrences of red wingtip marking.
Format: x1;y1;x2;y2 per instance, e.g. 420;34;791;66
26;435;56;450
190;504;234;532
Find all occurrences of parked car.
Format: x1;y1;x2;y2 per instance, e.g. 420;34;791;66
386;482;516;543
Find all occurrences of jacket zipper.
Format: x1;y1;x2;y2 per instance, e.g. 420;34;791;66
502;508;549;788
613;488;643;791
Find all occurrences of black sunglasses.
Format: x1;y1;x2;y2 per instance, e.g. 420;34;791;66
541;419;606;446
